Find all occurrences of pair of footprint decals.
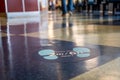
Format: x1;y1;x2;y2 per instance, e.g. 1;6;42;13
38;47;90;60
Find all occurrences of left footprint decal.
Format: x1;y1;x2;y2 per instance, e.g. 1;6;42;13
38;49;58;60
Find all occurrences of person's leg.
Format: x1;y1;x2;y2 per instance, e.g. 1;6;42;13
61;0;67;15
67;0;74;12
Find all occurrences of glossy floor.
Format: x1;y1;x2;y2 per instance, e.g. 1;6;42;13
0;11;120;80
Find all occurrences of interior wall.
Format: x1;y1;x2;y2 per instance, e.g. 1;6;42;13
7;0;23;12
24;0;38;11
7;0;38;12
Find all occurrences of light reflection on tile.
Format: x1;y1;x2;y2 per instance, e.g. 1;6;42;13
71;57;120;80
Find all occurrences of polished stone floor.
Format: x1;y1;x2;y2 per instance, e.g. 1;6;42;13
0;11;120;80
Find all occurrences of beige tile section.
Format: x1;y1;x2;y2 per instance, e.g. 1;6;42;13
71;57;120;80
0;33;8;37
20;27;120;47
0;32;16;37
85;33;120;47
16;13;120;47
0;17;7;26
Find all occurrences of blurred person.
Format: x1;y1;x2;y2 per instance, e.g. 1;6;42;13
75;0;83;12
61;0;74;17
49;0;55;10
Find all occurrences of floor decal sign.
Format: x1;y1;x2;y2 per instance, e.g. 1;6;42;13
38;47;91;60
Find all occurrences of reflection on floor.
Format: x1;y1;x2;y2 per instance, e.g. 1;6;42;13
0;11;120;80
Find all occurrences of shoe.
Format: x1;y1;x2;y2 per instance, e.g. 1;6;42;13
69;11;73;16
62;13;67;17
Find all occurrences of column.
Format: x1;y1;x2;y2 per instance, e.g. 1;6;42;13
0;0;6;17
100;1;106;16
108;3;114;15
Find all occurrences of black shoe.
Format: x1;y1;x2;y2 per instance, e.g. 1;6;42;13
62;13;68;17
62;14;66;17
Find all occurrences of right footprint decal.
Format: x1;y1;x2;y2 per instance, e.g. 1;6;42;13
73;47;90;58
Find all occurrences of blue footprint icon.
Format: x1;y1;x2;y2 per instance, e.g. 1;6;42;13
38;49;58;60
73;47;90;58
